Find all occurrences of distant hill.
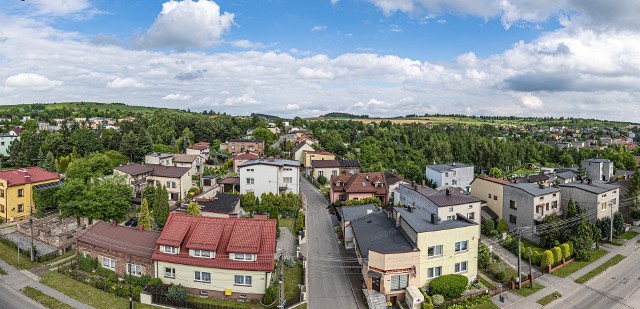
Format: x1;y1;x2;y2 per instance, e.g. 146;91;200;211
0;102;198;120
250;113;283;121
320;112;370;119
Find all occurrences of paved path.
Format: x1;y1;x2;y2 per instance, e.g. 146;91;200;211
0;259;94;309
277;227;297;259
301;177;358;309
0;281;45;309
482;236;539;274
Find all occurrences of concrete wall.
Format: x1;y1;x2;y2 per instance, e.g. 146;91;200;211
367;251;420;301
560;186;619;223
293;144;314;163
149;173;191;201
311;167;340;179
0;135;19;156
582;161;614;182
470;179;505;220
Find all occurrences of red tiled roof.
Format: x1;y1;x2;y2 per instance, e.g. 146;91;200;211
0;167;60;187
77;221;160;259
152;213;276;271
189;142;211;150
234;152;259;160
330;172;388;195
294;135;311;144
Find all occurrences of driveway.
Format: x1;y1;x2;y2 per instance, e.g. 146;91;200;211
301;178;358;309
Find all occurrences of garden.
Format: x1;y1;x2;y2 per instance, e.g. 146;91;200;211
418;274;498;309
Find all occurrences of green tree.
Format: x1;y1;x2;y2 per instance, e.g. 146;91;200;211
294;212;305;235
317;175;328;185
489;167;503;178
71;128;102;156
613;212;624;235
56;175;132;224
552;246;563;264
561;243;571;259
165;284;187;302
496;219;508;233
481;219;495;236
566;198;579;219
41;151;56;172
186;201;201;216
240;192;258;215
153;186;170;227
592;225;602;248
539;214;564;248
138;198;151;230
559;152;575;167
541;250;554;268
572;215;594;261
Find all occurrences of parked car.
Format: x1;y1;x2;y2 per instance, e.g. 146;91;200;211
124;217;138;227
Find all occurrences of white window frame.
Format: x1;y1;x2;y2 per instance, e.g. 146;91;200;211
246;178;254;185
163;246;178;254
102;257;115;270
467;212;475;220
427;266;442;279
455;261;468;273
427;245;443;257
234;275;252;286
283;177;293;184
194;271;211;283
455;240;468;253
194;249;212;258
164;267;176;278
234;253;253;261
127;263;142;276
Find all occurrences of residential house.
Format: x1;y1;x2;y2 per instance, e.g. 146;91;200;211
517;174;551;186
503;183;562;242
614;170;635;180
337;203;381;249
0;167;61;222
302;150;335;168
293;135;317;147
394;184;481;222
233;151;260;174
238;158;300;196
425;163;474;192
582;158;614;182
470;177;510;221
330;172;388;205
559;181;620;223
228;139;265;156
219;177;240;193
309;160;361;179
114;164;191;201
9;127;23;136
290;142;314;163
0;134;19;156
77;221;160;277
555;170;578;184
384;172;409;205
351;207;478;304
177;192;242;218
153;213;276;300
144;153;174;166
173;154;203;176
186;142;211;158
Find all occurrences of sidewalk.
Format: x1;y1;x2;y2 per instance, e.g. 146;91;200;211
482;236;539;273
493;228;640;308
0;258;94;309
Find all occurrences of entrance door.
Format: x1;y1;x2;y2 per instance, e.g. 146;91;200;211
371;277;380;292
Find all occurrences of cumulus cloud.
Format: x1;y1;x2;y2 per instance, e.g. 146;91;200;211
106;78;144;88
229;40;265;49
162;93;192;100
29;0;92;17
175;70;207;81
519;94;544;109
138;0;234;50
286;103;300;110
4;73;62;91
311;25;327;32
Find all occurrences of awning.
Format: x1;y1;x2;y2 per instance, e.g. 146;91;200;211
33;181;64;190
367;270;382;278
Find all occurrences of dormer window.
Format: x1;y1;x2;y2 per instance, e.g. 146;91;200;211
362;181;366;187
163;246;178;254
193;249;213;258
336;181;343;186
233;253;254;261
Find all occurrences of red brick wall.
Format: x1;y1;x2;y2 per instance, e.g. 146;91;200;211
78;241;155;278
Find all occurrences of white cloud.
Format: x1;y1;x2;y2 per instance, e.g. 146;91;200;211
519;93;544;109
390;24;403;32
30;0;91;17
224;93;258;106
298;67;334;79
311;25;327;32
229;40;264;49
138;0;234;50
106;78;144;89
4;73;62;91
286;103;300;110
162;93;192;100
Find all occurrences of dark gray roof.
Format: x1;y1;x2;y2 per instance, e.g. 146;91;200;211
228;139;264;143
395;207;476;233
583;158;612;163
559;182;619;194
146;152;174;159
527;174;550;182
556;171;577;179
146;164;190;178
339;204;381;222
426;191;481;207
383;172;406;186
340;160;361;167
115;163;154;176
505;183;561;196
350;212;415;258
291;141;314;154
238;158;300;168
427;163;471;173
0;134;18;137
614;170;635;177
179;192;240;214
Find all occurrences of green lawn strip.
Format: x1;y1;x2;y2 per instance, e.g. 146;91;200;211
619;231;638;240
279;218;295;234
40;272;159;309
0;241;38;269
536;291;562;306
283;262;304;302
470;299;500;309
610;241;624;246
511;282;545;297
551;248;607;278
575;254;626;284
21;286;74;309
187;296;258;308
478;274;495;290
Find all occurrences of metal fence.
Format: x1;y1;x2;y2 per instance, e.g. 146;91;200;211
151;294;249;309
0;234;59;263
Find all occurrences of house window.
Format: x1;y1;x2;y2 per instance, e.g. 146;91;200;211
332;171;337;176
234;253;253;261
339;195;347;201
536;205;543;214
509;214;517;224
546;203;550;211
127;263;142;276
350;169;355;174
231;145;236;149
17;204;24;213
493;196;497;201
601;203;607;211
172;182;176;188
467;212;475;220
452;179;457;185
455;241;468;253
428;245;443;257
488;194;492;198
553;193;557;197
0;204;4;213
283;177;293;184
283;168;292;171
449;207;453;212
540;197;544;201
166;181;171;187
246;178;254;185
102;257;115;270
194;271;211;283
455;261;468;273
447;215;456;221
164;246;178;254
318;171;324;176
247;169;254;172
613;191;617;196
552;201;558;209
427;266;442;279
234;275;252;286
390;274;409;291
194;249;212;258
0;189;3;198
509;200;517;209
445;172;449;177
17;189;23;197
164;267;176;278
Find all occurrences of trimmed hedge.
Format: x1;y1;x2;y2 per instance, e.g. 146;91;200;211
541;250;554;268
553;246;563;265
429;274;468;299
561;243;571;259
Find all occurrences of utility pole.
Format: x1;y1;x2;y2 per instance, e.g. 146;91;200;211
30;206;34;262
129;254;133;309
278;250;285;309
609;204;614;243
515;228;522;290
528;247;533;289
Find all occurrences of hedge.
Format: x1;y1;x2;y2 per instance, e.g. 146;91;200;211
553;246;563;264
429;274;468;299
561;243;571;259
541;250;554;268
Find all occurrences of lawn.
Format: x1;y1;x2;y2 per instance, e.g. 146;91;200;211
512;169;540;176
21;286;74;309
279;218;295;234
283;262;304;303
536;291;562;306
511;282;545;297
187;296;259;308
610;241;624;246
40;272;159;309
478;275;495;289
471;299;499;309
619;231;638;240
575;254;626;284
0;266;7;275
0;242;76;270
551;248;607;278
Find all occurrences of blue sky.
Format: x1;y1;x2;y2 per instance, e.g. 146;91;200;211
1;0;640;121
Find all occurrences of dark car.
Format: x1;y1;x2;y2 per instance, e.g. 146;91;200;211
124;217;138;227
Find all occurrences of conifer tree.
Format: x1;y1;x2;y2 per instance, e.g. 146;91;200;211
138;198;151;230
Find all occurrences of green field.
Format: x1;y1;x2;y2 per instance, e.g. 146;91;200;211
0;102;193;118
512;282;545;297
619;231;638;240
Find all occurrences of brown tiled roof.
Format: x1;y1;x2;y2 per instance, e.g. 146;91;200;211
0;167;60;187
219;176;240;184
383;171;407;186
311;160;341;168
77;221;160;259
473;176;510;185
331;172;388;195
152;213;276;271
173;154;198;163
189;142;210;150
114;163;154;176
234;152;259;160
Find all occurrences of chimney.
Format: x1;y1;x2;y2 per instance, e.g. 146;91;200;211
407;206;413;213
431;213;437;225
138;224;144;231
445;188;451;195
421;179;426;187
112;220;117;227
268;156;274;162
539;183;545;189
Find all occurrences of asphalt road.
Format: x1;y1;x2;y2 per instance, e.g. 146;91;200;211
302;178;359;309
0;283;44;309
549;247;640;309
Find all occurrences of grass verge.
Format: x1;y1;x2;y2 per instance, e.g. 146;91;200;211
187;296;258;308
40;272;159;309
471;299;499;309
284;262;304;302
610;241;624;246
511;282;545;297
619;231;638;240
575;254;626;284
536;291;562;306
21;286;74;309
551;248;607;278
478;275;495;290
0;241;38;269
279;218;295;235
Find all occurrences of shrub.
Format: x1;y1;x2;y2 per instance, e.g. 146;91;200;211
420;288;433;309
478;243;491;267
165;284;187;303
263;283;279;305
541;250;554;268
567;241;574;256
432;294;444;306
489;230;499;238
317;175;328;185
553;246;563;264
96;267;117;283
148;278;163;287
429;274;468;299
496;219;508;233
78;255;98;272
481;219;495;236
531;251;541;266
561;243;571;259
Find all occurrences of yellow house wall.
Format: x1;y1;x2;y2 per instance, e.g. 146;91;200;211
470;179;504;219
368;251;420;296
155;261;271;295
304;153;336;168
0;178;60;222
